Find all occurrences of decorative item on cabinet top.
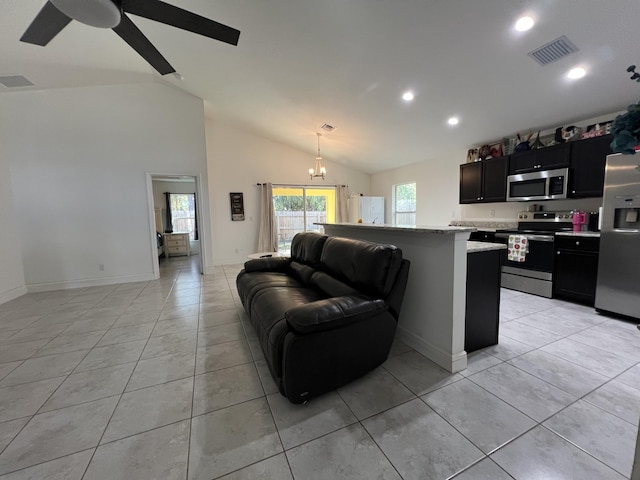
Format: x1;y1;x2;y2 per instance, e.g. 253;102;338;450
467;116;614;163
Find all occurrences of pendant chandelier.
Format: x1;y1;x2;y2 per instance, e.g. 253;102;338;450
309;132;326;180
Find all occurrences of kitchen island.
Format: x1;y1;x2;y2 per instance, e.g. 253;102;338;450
319;223;477;372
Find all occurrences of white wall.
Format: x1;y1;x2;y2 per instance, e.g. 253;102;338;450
371;148;464;225
0;157;26;304
2;83;210;291
205;119;371;264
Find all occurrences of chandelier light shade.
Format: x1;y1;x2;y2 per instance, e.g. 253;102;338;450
309;132;327;180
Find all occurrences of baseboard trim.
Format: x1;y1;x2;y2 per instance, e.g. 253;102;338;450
396;326;467;373
0;285;28;306
26;273;156;293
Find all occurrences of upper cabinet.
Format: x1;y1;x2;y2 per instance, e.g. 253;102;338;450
459;155;508;204
508;142;571;175
459;135;613;204
568;135;613;198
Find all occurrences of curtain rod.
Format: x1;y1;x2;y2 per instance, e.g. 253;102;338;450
256;183;348;187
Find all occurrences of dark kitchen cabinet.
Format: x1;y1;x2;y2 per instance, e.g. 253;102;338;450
459;156;508;204
509;142;571;174
568;134;613;198
553;235;600;305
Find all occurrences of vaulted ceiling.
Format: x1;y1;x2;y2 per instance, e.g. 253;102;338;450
3;0;640;173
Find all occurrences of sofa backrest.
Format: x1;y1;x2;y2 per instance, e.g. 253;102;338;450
320;236;403;299
290;232;328;266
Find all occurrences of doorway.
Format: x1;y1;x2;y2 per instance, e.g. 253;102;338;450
147;173;205;279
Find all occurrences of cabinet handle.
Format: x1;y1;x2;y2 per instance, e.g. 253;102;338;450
576;241;580;246
572;190;576;194
557;251;561;255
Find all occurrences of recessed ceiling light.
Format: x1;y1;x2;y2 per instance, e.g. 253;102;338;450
515;16;534;32
402;91;414;102
447;117;459;126
567;67;586;79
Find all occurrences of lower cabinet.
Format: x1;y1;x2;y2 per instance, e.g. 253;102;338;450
553;236;599;305
465;249;502;352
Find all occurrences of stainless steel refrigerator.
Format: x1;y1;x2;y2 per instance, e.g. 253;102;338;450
595;153;640;319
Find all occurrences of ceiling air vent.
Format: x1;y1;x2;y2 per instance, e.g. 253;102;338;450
320;123;336;132
528;36;579;66
0;75;34;88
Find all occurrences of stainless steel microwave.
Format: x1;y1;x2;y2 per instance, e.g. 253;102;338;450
506;167;569;201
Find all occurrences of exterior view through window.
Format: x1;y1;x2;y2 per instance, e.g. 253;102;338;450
170;193;197;240
273;186;336;254
394;182;417;225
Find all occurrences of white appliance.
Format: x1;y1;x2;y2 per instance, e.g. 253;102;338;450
348;195;384;224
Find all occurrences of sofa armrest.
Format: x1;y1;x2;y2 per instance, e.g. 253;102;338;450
244;257;290;273
285;295;388;334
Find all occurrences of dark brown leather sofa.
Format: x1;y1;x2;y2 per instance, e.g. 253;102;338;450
236;232;410;403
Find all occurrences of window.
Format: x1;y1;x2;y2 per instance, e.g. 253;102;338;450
393;182;416;225
169;193;197;240
273;186;336;254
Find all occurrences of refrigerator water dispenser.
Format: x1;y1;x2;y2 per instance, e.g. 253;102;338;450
613;195;640;229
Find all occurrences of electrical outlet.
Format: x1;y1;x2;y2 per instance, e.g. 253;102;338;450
98;264;104;271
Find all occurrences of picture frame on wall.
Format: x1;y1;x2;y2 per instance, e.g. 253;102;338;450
230;192;245;221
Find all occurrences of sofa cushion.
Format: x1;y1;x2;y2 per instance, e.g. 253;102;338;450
320;237;403;297
290;232;327;266
309;271;360;297
236;271;302;312
289;261;316;286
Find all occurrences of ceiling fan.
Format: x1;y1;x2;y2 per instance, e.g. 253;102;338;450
20;0;241;75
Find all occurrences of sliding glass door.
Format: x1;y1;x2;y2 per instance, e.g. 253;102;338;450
272;186;336;254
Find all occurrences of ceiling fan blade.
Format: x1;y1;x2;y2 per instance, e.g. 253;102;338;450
113;14;176;75
122;0;240;46
20;1;72;46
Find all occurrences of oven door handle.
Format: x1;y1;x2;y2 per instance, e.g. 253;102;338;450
494;233;555;242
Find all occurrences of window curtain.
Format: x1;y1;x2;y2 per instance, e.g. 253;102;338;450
164;192;173;233
257;183;278;252
192;193;199;240
336;185;349;223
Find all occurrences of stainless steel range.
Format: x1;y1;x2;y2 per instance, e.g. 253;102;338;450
496;211;574;298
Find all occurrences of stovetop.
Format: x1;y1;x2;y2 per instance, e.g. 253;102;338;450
515;211;574;233
516;211;574;222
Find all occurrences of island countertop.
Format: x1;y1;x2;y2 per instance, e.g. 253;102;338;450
467;241;507;253
316;222;475;234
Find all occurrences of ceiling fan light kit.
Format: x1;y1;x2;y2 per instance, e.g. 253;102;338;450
49;0;121;28
20;0;241;75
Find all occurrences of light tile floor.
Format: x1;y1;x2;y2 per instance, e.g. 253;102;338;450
0;255;638;479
